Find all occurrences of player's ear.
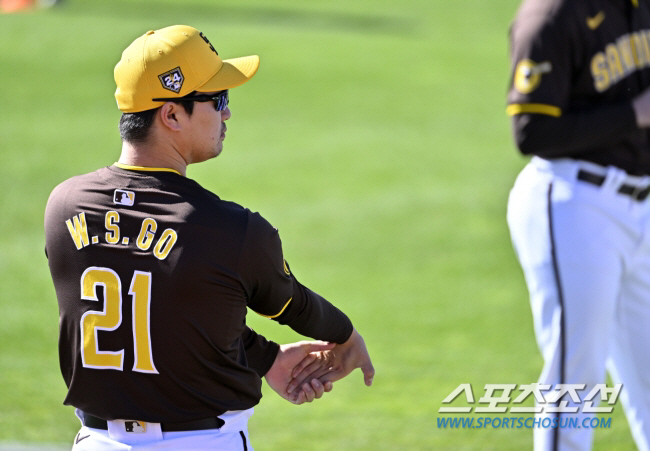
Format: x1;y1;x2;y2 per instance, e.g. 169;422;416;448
158;102;184;132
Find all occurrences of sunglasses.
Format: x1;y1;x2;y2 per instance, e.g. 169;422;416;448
152;90;229;111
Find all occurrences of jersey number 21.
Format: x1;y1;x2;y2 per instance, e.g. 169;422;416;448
80;266;158;374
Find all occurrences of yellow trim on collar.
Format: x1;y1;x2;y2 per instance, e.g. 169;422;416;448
114;163;182;176
506;103;562;117
632;0;639;8
257;298;293;319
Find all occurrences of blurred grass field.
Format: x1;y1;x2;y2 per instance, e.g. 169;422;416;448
0;0;637;449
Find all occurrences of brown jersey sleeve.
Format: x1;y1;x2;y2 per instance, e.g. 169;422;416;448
510;103;637;157
239;212;353;344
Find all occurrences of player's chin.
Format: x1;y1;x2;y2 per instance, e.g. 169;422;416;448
204;150;222;162
210;140;224;158
194;146;222;164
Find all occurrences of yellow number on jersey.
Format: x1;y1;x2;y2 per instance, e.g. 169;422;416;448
80;267;158;374
80;267;124;369
129;271;157;373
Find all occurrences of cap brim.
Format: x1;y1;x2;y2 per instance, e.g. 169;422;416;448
198;55;260;92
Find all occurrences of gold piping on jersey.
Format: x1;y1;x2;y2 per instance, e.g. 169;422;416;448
257;297;293;319
506;103;562;117
632;0;639;8
114;162;182;176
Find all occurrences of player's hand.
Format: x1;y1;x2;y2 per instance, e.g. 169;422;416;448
264;341;335;405
633;86;650;127
286;328;375;393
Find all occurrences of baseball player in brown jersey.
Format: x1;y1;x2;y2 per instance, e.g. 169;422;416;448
44;25;374;451
507;1;650;450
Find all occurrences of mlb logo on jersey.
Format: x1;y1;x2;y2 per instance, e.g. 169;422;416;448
158;67;184;93
125;421;147;433
114;189;135;206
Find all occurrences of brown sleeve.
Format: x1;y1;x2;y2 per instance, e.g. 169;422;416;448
239;212;353;344
511;103;638;157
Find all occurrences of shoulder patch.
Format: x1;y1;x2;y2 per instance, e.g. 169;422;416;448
514;60;552;94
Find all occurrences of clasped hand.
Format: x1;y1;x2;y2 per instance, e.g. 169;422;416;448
264;329;374;405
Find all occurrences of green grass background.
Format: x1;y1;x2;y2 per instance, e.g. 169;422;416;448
0;0;636;449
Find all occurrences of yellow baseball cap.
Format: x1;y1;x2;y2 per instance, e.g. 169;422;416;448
114;25;259;113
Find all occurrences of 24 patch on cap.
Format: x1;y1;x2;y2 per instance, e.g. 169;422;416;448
158;67;184;93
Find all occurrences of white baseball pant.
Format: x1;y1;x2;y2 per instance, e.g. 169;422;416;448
507;157;650;451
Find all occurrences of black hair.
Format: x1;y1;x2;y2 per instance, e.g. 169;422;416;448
118;100;195;144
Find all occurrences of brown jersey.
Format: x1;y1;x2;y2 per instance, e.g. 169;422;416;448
44;165;353;422
507;0;650;174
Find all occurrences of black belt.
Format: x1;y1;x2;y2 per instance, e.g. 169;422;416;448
81;411;225;432
577;169;650;201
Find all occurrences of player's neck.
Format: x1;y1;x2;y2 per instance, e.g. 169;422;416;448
118;140;188;177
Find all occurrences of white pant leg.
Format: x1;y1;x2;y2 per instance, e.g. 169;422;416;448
507;160;625;451
607;210;650;451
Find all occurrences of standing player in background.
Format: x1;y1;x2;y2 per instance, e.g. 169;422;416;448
506;1;650;450
45;25;374;451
